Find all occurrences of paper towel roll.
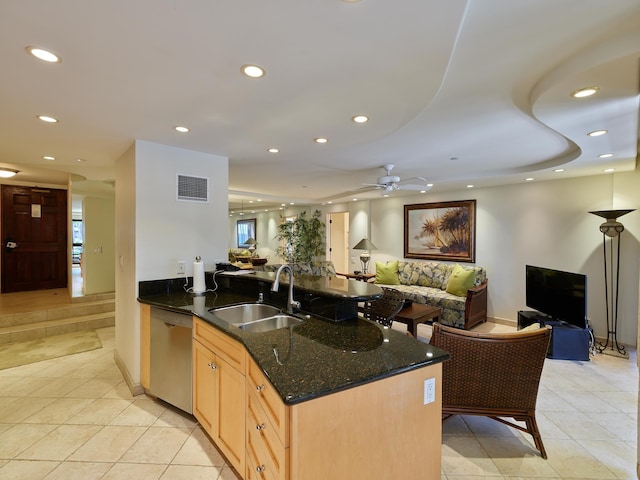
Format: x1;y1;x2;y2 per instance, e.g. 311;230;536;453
193;258;206;294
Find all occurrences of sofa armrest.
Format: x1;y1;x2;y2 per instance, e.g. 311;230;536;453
464;279;488;329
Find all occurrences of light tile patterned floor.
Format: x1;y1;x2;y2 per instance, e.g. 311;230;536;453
0;322;637;479
0;327;239;480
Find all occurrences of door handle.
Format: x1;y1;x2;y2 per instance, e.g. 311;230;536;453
5;241;17;249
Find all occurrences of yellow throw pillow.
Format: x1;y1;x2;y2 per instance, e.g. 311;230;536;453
375;260;400;285
445;264;475;297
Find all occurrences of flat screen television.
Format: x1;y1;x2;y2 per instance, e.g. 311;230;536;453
525;265;587;329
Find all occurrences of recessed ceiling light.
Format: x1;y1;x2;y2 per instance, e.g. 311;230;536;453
314;137;328;144
603;168;615;173
43;155;55;161
383;194;389;197
419;190;427;194
241;64;265;78
290;202;295;205
0;168;19;178
267;148;279;153
571;86;599;98
598;153;613;158
26;46;61;63
427;183;434;187
327;201;332;204
587;129;607;137
353;198;358;201
174;126;189;133
525;177;534;182
76;158;86;163
466;184;474;188
37;115;58;123
554;168;565;173
352;115;369;123
281;203;286;207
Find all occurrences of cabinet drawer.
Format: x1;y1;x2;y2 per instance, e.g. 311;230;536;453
246;359;289;446
247;389;288;480
193;317;246;373
247;438;278;480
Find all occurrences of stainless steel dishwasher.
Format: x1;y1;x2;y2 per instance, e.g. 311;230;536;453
150;306;193;414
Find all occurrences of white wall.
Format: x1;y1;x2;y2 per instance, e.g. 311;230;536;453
83;196;115;294
115;140;229;389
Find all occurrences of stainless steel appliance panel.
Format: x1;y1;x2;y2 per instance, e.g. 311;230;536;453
150;307;193;414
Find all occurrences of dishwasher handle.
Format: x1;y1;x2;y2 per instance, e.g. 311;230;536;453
150;307;193;328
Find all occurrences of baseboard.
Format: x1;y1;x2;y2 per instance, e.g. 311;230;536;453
487;316;516;328
113;349;144;397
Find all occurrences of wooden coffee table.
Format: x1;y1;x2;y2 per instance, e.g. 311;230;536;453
394;303;441;337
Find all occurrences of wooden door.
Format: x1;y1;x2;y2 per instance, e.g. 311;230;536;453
1;185;68;293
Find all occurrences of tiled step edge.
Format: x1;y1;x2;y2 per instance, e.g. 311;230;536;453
0;299;115;328
0;312;115;345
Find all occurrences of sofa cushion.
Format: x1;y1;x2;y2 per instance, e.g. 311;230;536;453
446;264;476;297
398;261;451;289
375;260;400;285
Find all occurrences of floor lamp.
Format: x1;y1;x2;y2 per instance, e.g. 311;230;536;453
589;209;635;358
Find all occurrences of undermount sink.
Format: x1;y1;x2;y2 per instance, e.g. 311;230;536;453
211;303;281;324
236;314;304;333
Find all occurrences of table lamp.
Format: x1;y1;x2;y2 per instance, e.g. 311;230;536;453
246;237;257;256
353;238;377;274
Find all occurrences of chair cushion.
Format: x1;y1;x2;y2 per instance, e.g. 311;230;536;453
445;264;475;297
375;260;400;285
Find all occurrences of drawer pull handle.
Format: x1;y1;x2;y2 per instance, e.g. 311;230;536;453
256;384;265;392
256;465;266;473
207;362;218;370
256;423;265;431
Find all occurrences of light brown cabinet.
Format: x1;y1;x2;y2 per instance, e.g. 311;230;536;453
193;318;246;475
246;359;289;480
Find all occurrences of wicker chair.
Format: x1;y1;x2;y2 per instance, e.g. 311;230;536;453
430;322;551;459
360;287;406;327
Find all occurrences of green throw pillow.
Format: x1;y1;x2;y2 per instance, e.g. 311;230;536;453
445;264;475;296
375;260;400;285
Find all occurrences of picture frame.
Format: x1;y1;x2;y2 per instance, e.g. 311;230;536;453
236;218;256;248
404;200;476;262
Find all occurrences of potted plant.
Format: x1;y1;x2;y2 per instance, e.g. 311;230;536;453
275;210;326;263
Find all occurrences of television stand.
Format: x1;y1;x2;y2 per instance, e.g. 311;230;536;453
517;311;590;361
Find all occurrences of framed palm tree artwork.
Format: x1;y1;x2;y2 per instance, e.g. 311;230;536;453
404;200;476;262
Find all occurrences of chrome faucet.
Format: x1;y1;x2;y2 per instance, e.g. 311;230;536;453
272;264;301;314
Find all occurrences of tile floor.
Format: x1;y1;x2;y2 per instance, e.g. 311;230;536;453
0;319;637;479
0;327;239;480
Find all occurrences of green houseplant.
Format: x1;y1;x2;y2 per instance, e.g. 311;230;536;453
275;210;326;263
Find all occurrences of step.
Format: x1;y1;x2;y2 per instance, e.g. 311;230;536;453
0;311;115;345
0;293;115;346
0;298;114;328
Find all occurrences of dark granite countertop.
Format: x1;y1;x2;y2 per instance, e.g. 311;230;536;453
138;272;449;405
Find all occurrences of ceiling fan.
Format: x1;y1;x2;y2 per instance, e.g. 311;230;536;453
363;164;431;194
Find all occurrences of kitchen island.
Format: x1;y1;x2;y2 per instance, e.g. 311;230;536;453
139;271;449;480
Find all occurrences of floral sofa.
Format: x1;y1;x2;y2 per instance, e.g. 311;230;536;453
378;260;488;330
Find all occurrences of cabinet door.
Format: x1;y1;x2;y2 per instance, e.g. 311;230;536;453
193;339;217;435
215;355;246;474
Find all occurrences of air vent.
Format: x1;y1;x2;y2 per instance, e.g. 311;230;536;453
176;174;209;203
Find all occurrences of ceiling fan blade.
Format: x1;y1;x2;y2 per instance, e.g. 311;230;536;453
397;184;432;191
397;176;427;184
